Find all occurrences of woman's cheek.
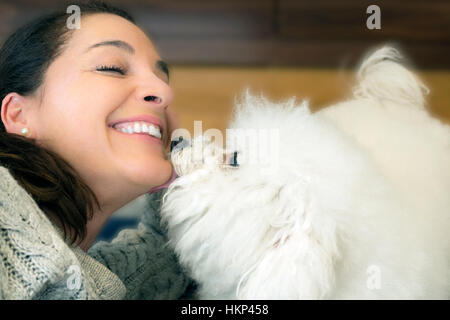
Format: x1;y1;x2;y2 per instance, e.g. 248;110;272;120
165;105;180;144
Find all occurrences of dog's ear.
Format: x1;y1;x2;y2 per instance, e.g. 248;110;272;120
236;180;341;299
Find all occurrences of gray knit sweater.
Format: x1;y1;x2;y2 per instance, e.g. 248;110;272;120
0;165;192;299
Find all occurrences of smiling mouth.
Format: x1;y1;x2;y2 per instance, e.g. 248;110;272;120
109;122;162;140
109;127;164;147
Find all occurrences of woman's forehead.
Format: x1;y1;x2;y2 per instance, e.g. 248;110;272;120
67;13;157;56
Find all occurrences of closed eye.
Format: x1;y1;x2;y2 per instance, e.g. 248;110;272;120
95;65;126;75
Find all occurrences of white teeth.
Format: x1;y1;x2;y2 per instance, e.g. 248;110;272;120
148;125;161;139
113;122;162;139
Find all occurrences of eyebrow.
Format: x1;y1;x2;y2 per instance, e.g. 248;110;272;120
87;40;135;54
86;39;170;79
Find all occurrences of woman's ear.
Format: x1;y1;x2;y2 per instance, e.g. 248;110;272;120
1;93;35;137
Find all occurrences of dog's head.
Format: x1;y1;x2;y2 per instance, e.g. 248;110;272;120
167;93;313;194
160;93;324;252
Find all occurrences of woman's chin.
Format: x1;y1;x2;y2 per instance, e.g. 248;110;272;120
118;157;172;189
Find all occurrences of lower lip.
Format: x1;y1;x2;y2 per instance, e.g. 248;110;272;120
110;127;163;145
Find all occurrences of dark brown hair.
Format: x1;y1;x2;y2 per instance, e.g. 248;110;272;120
0;1;135;245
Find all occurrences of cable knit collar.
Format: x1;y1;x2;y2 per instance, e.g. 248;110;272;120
50;220;127;299
0;165;126;299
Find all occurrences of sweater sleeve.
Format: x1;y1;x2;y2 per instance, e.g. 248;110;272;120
87;191;194;300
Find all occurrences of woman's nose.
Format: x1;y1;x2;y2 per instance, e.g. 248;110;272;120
137;77;173;108
140;91;171;108
143;95;163;103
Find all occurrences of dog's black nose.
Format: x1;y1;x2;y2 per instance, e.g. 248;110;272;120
170;136;186;152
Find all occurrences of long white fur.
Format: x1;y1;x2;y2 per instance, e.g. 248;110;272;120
161;46;450;299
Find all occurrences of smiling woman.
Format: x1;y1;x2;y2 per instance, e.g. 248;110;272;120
0;0;193;299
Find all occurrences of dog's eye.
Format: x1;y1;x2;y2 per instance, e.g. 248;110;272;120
229;151;239;167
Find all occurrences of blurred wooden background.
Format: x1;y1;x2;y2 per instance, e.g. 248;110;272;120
1;0;449;135
170;67;450;135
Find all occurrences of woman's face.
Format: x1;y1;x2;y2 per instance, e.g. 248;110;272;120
28;14;177;210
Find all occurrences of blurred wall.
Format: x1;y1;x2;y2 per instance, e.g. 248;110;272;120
170;67;450;135
1;0;449;134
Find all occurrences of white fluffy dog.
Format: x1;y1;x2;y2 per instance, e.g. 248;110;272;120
160;47;450;299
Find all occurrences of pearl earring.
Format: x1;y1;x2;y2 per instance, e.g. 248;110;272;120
21;128;29;135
